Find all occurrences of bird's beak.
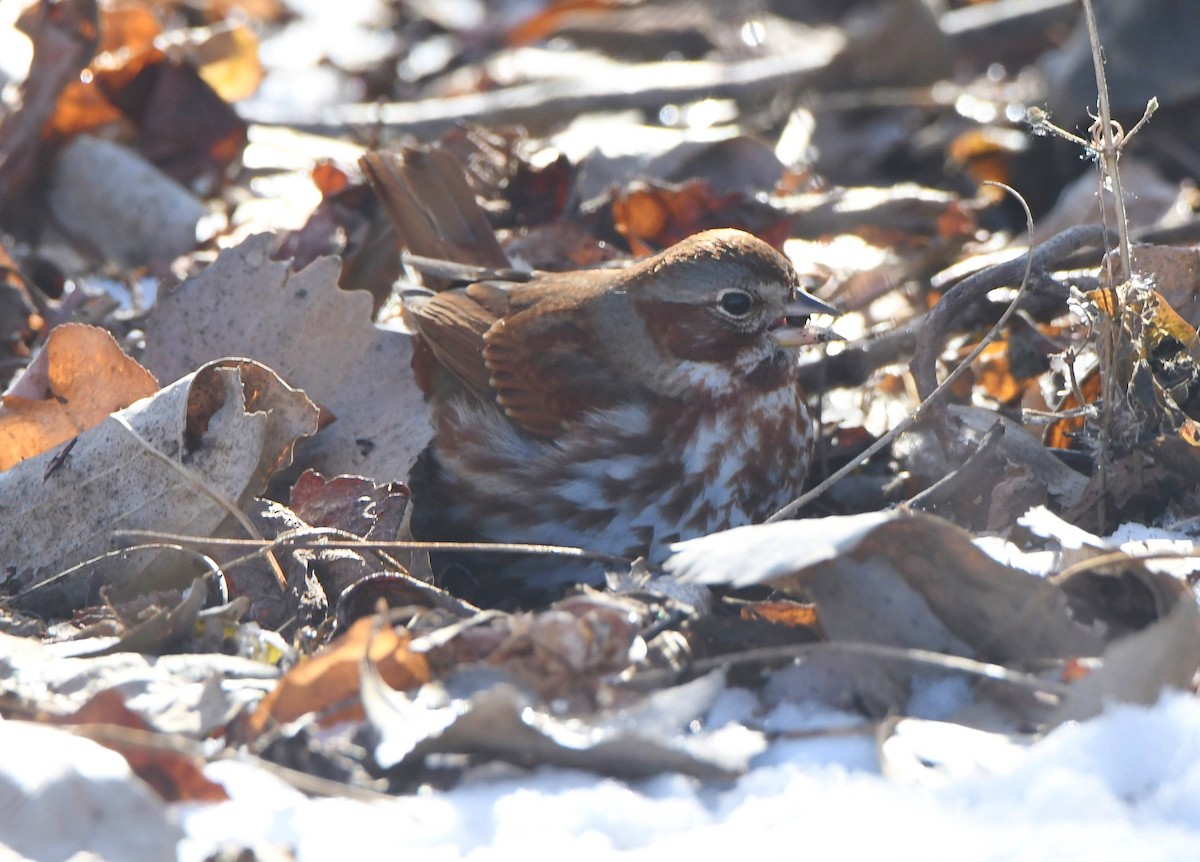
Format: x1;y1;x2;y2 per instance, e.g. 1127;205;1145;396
773;290;841;347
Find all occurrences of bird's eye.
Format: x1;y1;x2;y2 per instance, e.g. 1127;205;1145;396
719;290;753;317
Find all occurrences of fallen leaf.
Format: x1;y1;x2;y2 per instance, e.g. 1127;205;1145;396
142;235;432;482
666;510;1105;664
53;688;229;803
0;323;158;470
364;666;761;779
247;615;429;734
1;358;318;616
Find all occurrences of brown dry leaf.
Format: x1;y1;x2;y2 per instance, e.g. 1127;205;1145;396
666;510;1105;664
1;358;319;616
0;323;158;470
288;470;409;540
247;615;429;735
973;339;1024;404
95;5;161;57
47;76;125;137
141;234;432;482
311;160;350;196
1145;290;1200;351
206;0;288;22
427;593;644;707
1052;579;1200;724
1089;286;1200;350
1126;245;1200;325
54;689;229;803
95;53;248;187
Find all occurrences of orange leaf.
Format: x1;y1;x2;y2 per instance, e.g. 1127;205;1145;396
247;616;429;735
741;599;821;630
0;323;158;470
1045;367;1100;450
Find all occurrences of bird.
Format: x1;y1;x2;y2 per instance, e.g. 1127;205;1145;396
400;227;836;604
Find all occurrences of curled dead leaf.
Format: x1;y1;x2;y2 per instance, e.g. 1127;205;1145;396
2;358;318;615
0;323;158;470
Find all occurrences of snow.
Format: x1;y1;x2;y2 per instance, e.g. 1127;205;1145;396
172;690;1200;861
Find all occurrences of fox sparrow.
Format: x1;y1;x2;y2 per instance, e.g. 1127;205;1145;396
402;228;835;601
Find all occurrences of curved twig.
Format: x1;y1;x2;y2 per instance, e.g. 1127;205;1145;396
768;182;1043;522
910;223;1111;406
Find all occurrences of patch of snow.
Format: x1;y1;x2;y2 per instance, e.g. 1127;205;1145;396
177;692;1200;860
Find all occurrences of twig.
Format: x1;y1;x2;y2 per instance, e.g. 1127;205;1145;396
113;528;638;571
1027;1;1157;531
905;418;1006;512
272;40;845;139
13;543;224;607
910;224;1110;403
621;640;1068;699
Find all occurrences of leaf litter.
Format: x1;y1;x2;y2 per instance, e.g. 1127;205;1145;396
3;0;1200;858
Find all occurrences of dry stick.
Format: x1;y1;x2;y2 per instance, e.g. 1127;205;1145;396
1082;0;1131;280
114;528;636;570
290;41;844;138
622;640;1068;699
769;188;1072;523
1076;0;1155;529
909;223;1110;402
13;543;223;604
904;418;1005;512
1085;0;1124;533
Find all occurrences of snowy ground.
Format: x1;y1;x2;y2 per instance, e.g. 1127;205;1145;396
167;689;1200;861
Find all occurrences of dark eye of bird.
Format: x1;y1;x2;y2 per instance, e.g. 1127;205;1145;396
719;290;753;317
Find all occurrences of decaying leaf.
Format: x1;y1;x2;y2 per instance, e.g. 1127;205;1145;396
364;665;763;780
141;235;431;482
0;358;318;615
667;510;1104;664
